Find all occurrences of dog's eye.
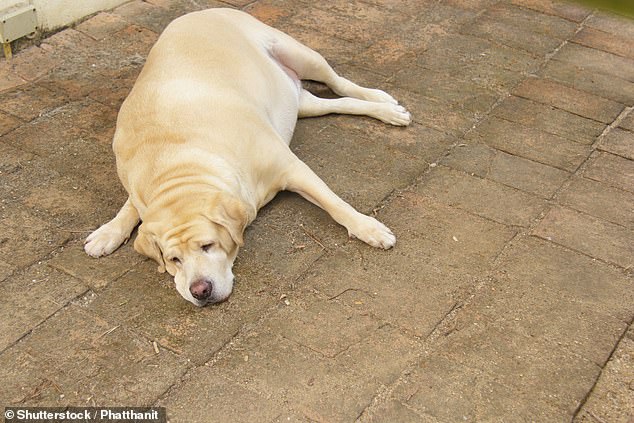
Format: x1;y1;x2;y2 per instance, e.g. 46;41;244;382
170;257;181;264
201;242;215;252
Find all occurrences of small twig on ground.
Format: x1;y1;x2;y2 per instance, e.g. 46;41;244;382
96;325;120;341
300;224;327;251
587;411;608;423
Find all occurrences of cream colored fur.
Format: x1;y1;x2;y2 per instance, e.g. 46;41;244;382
85;8;410;306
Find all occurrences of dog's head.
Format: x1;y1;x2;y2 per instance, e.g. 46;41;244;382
134;192;250;306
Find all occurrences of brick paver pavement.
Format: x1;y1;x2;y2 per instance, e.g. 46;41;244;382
1;0;632;422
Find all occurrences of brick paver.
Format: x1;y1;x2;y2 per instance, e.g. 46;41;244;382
1;0;633;422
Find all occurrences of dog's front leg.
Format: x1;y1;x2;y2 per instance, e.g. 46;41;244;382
284;159;395;249
85;197;140;257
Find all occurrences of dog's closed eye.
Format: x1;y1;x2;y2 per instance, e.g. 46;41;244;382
201;243;215;252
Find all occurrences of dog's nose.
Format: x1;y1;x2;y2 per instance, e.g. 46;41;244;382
190;279;213;301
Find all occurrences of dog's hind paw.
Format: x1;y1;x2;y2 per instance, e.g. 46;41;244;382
374;103;411;126
348;215;396;250
360;88;399;105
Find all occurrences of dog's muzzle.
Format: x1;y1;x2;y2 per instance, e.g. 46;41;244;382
190;279;213;302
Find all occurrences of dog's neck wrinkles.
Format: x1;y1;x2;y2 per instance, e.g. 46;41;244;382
138;150;247;204
142;171;257;230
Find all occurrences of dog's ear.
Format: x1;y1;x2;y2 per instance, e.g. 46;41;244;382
206;194;251;247
134;224;166;273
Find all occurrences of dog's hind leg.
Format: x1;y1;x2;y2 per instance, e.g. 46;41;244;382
299;89;410;126
270;34;404;106
85;197;140;257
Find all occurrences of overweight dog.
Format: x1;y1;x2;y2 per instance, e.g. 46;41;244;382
85;8;411;306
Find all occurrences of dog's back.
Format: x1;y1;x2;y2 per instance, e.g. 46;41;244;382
112;9;302;209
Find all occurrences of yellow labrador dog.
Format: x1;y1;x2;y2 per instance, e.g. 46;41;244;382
85;8;410;306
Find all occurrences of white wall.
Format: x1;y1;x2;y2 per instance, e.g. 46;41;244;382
1;0;129;31
0;0;20;9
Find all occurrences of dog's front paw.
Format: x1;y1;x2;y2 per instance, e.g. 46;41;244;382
348;215;396;250
84;224;128;257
